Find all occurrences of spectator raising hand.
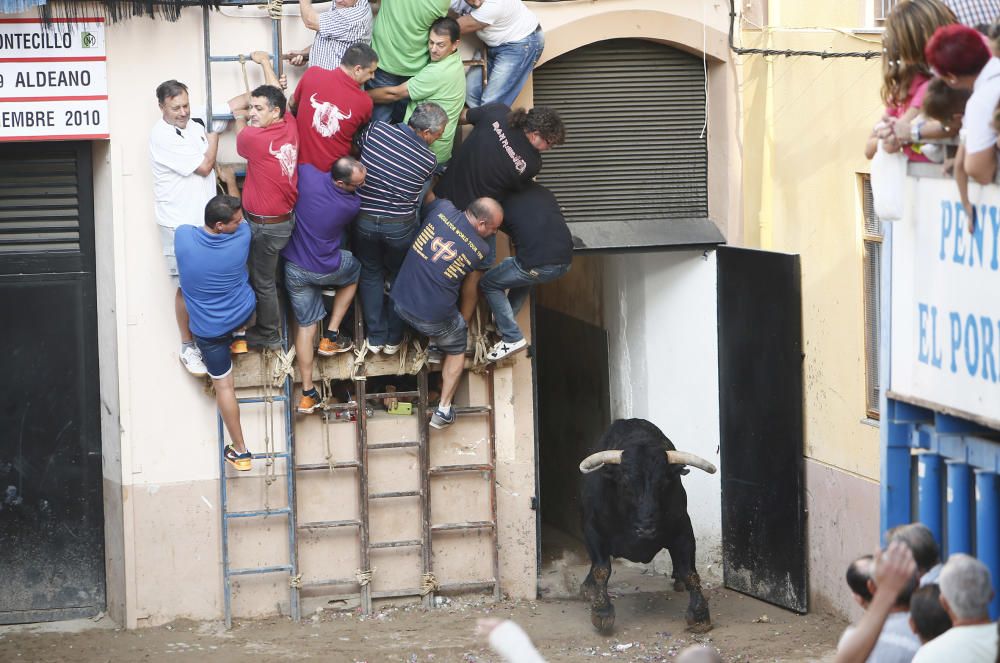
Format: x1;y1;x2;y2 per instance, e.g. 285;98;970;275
835;542;918;663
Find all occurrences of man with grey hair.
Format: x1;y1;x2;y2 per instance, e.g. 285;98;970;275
889;523;943;586
353;102;447;355
912;554;998;662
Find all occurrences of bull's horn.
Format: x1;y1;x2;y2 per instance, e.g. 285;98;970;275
579;450;623;474
665;450;717;474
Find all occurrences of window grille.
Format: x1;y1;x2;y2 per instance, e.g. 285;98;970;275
862;175;882;419
874;0;899;21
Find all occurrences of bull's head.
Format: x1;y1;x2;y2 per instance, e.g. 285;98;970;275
579;447;716;540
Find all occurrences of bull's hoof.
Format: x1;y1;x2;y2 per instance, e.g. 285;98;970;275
591;604;616;633
685;607;713;633
673;578;686;592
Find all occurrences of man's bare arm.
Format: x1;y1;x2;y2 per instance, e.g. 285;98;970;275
965;145;998;186
298;0;320;31
251;50;282;89
368;81;409;103
194;132;221;176
457;14;488;33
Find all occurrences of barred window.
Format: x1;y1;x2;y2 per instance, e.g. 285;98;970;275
874;0;899;22
862;175;882;419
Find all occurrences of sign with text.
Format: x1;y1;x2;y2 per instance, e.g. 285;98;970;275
0;18;108;141
890;176;1000;426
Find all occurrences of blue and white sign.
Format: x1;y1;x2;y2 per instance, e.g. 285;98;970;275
890;175;1000;426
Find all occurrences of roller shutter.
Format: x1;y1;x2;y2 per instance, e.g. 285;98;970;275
532;39;722;250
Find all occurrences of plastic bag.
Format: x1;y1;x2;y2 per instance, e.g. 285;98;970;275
870;139;907;221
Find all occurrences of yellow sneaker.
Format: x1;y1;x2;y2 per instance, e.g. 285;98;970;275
230;338;248;355
223;445;252;471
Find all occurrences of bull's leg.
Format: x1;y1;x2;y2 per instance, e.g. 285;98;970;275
666;515;711;633
580;521;615;632
667;547;687;592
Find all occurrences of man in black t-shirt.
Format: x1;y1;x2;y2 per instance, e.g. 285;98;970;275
481;183;573;361
391;197;503;428
431;103;565;322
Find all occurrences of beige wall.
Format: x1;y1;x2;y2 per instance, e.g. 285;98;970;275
738;1;884;615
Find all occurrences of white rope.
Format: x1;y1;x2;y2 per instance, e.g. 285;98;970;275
351;339;371;382
409;337;429;374
259;350;278;511
270;346;296;387
469;306;492;375
420;572;439;596
320;379;335;471
289;573;303;589
355;568;375;586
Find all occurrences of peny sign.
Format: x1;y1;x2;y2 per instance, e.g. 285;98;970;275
0;18;108;141
890;175;1000;427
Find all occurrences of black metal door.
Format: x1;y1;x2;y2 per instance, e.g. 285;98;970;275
0;142;105;623
717;246;806;613
535;305;611;541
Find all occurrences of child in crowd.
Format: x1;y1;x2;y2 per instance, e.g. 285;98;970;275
865;0;959;161
922;78;976;230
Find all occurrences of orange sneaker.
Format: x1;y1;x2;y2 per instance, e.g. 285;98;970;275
297;389;323;414
223;445;252;471
230;338;248;354
318;333;353;356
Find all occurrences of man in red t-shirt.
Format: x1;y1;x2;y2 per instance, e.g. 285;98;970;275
228;51;300;349
290;42;377;172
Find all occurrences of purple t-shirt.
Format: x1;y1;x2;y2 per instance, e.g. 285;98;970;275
282;163;360;273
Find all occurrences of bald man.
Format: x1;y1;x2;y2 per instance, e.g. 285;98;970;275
390;197;502;428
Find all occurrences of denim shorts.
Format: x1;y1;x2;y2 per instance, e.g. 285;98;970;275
479;234;496;271
284;252;362;326
394;305;468;355
194;333;235;379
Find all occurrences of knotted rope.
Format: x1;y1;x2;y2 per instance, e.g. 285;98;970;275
351;339;372;382
420;572;439;596
270;346;296;387
355;568;375;586
469;306;492;374
259;349;278;511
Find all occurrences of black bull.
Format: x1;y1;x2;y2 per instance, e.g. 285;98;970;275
579;418;716;633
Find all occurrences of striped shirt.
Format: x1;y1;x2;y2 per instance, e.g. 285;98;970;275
945;0;1000;27
357;121;437;217
309;0;373;70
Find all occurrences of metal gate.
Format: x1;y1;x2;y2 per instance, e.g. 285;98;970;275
0;141;105;623
717;246;807;613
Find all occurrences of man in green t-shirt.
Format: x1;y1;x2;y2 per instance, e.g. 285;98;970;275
369;0;449;123
368;17;466;166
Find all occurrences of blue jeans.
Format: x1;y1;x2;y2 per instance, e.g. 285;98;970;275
466;28;545;108
353;214;418;345
368;68;410;124
394;304;468;355
246;217;294;346
284;252;362;326
480;257;569;342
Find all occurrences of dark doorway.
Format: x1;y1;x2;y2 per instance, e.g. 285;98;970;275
717;246;807;613
535;304;611;543
0;142;105;623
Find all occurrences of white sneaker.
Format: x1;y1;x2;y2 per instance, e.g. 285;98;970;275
383;343;401;356
180;344;208;377
366;340;383;354
486;338;527;362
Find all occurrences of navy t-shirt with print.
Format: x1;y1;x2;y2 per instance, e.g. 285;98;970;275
391;199;488;322
433;103;541;209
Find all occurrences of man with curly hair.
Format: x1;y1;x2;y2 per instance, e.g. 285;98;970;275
431;104;565;322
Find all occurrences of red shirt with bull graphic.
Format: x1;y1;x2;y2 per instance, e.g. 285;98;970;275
236;118;299;216
391;199;489;322
291;66;372;172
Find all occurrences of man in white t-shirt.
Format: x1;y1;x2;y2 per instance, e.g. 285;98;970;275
149;79;221;376
926;24;999;185
450;0;543;108
912;554;998;663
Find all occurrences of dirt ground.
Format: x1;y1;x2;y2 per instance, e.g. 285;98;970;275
0;558;847;663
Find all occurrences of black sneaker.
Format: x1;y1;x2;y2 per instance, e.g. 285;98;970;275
429;407;456;429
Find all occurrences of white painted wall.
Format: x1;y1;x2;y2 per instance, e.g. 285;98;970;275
601;250;723;573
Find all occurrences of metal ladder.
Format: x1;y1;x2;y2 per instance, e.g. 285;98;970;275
426;365;502;600
202;2;283;127
218;351;300;628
